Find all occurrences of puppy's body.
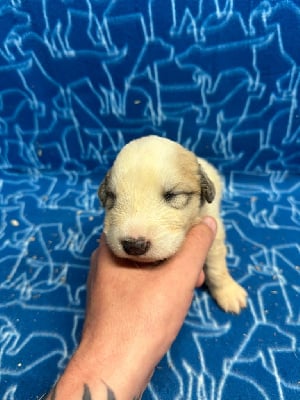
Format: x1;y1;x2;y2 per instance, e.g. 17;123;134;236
99;135;247;313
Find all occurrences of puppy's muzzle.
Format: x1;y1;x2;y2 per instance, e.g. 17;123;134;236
121;237;151;256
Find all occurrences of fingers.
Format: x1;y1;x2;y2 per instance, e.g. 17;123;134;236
196;270;205;287
166;217;216;287
175;217;217;265
91;217;217;289
189;218;217;282
201;216;217;236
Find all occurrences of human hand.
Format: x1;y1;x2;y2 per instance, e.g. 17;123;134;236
49;217;216;400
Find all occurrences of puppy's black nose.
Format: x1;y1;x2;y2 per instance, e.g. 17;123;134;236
121;237;151;256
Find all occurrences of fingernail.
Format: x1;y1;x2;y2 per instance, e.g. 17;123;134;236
202;216;217;235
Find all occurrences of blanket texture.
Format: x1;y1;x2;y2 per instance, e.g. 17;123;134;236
0;1;299;399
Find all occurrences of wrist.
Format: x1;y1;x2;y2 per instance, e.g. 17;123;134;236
80;332;154;396
54;337;152;400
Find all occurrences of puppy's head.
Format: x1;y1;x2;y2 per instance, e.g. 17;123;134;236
99;135;215;262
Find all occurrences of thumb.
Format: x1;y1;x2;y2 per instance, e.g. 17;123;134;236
179;216;217;262
168;216;217;287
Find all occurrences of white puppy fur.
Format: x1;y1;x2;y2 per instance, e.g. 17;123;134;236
99;135;247;313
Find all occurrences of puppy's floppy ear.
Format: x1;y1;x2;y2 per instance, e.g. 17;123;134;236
98;169;111;206
198;164;215;205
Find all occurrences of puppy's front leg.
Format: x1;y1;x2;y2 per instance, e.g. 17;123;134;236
204;220;247;314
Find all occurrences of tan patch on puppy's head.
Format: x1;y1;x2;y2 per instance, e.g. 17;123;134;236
99;135;215;262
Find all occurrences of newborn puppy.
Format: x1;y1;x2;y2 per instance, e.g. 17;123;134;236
99;135;247;314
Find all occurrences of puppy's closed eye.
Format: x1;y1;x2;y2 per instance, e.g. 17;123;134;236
163;190;195;209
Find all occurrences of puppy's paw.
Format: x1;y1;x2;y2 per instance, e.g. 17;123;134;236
210;280;247;314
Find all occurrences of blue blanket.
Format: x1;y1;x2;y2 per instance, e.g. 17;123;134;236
0;1;299;399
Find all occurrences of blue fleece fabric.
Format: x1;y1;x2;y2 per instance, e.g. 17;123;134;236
0;1;299;399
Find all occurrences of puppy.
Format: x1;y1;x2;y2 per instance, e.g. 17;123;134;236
98;135;247;314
